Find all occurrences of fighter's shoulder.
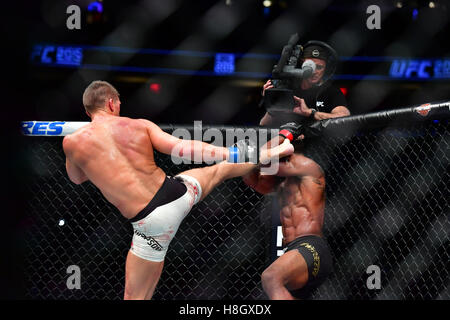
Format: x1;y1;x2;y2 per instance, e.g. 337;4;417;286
63;125;90;151
63;123;92;148
66;123;92;140
290;153;314;165
111;117;154;130
135;119;166;135
291;153;324;175
135;118;156;128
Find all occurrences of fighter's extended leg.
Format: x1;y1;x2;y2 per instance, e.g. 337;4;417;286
181;139;293;201
179;162;253;202
122;138;294;300
124;250;164;300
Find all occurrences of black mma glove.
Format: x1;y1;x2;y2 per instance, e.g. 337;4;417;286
278;122;303;141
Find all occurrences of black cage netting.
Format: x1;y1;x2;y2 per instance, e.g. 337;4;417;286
19;121;449;299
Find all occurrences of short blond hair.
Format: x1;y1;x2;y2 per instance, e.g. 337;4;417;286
82;80;120;113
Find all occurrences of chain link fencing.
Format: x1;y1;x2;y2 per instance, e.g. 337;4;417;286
19;121;449;299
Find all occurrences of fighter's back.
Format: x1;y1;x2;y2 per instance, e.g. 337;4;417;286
63;115;166;219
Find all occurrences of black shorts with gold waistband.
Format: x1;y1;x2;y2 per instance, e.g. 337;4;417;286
284;234;333;299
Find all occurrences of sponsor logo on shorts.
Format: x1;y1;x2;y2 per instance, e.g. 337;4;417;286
134;230;163;251
300;242;320;277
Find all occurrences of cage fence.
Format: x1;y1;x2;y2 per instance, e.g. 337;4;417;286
19;121;449;299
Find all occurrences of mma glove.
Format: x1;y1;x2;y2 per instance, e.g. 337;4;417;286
278;122;303;141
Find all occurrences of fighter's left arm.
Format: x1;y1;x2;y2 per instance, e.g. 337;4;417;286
144;119;229;162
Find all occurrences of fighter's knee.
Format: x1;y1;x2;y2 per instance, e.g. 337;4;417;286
124;284;146;300
261;267;282;287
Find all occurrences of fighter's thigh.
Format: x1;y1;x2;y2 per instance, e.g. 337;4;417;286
179;165;219;201
124;250;164;299
265;249;309;291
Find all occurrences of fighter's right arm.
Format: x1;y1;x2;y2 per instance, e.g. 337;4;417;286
144;120;229;162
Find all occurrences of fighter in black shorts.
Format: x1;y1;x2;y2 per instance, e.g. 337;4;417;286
243;135;333;300
243;40;344;299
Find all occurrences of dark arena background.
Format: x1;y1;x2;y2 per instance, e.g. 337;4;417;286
2;0;449;303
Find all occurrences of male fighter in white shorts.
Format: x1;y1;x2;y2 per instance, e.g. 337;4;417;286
62;80;295;299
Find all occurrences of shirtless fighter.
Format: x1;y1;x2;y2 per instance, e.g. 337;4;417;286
62;80;294;300
243;125;333;300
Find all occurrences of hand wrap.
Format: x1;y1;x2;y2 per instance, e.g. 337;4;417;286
227;139;259;163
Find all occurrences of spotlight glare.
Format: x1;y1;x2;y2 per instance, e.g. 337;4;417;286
429;1;435;8
149;83;161;93
263;0;272;8
87;1;103;13
339;87;348;96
